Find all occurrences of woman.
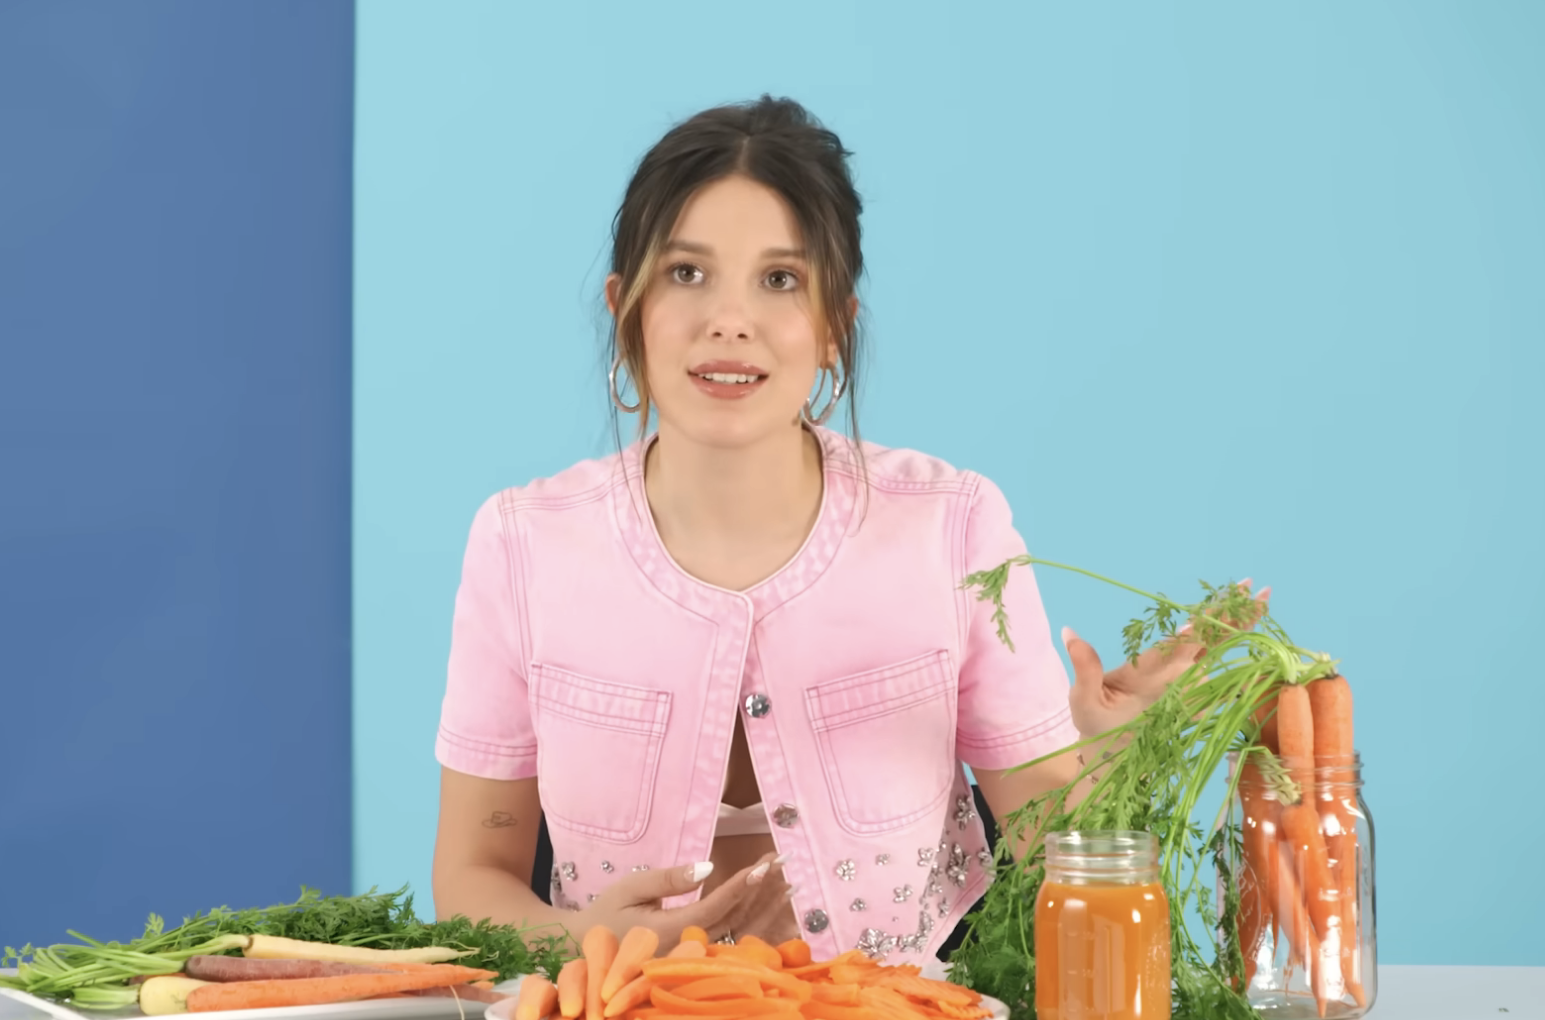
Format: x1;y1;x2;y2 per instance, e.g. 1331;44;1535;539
431;96;1265;961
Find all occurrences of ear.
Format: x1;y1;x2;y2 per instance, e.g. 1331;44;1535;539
604;273;622;317
827;295;858;370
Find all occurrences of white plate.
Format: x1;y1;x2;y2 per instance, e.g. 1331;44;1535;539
0;982;493;1020
482;968;1007;1020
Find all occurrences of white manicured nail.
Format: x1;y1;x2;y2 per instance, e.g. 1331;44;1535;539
773;854;789;866
785;884;800;899
686;862;715;883
747;863;771;885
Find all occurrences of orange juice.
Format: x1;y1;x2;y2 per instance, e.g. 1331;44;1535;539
1034;832;1171;1020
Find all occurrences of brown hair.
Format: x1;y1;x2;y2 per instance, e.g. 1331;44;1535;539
608;95;866;444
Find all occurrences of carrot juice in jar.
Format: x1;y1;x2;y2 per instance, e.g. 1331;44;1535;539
1035;831;1171;1020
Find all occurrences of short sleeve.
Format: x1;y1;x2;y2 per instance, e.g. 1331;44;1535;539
434;493;538;780
955;475;1081;771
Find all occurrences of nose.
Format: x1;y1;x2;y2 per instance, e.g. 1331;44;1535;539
707;288;753;342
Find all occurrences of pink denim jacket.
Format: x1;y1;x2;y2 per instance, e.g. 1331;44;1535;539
435;427;1079;960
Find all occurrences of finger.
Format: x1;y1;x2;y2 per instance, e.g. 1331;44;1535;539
1061;626;1105;685
670;857;782;933
620;861;716;905
724;878;797;943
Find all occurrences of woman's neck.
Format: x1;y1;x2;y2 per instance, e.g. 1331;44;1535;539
644;423;824;587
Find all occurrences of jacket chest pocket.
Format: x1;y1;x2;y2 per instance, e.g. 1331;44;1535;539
529;663;672;844
804;650;958;837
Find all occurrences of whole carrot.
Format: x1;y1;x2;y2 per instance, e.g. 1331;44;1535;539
183;957;388;982
184;965;497;1013
1236;758;1277;987
1308;673;1366;1009
1275;685;1316;800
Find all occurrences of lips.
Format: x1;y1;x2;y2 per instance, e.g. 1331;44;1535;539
689;361;768;401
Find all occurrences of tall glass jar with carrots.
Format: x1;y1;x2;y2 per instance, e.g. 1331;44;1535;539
1229;674;1377;1019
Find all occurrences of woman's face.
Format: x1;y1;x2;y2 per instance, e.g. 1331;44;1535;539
611;175;835;450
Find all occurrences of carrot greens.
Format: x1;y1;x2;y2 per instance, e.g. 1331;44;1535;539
945;556;1339;1020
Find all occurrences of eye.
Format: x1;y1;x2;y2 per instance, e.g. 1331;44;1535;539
765;269;800;291
668;263;704;285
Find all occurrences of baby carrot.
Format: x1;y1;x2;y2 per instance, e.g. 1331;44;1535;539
604;975;657;1018
557;958;588;1019
667;942;708;960
585;927;620;1020
679;927;710;946
603;928;662;1002
518;975;561;1020
671;977;764;1001
775;941;812;970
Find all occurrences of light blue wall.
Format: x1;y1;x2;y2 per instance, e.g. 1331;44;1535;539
354;1;1544;965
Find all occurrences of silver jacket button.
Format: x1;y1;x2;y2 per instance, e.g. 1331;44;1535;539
803;909;830;934
773;804;799;828
745;692;771;718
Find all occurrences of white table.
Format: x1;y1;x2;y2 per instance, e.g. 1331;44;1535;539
4;966;1541;1019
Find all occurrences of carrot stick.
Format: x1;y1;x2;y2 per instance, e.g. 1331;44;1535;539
1236;758;1277;988
585;927;621;1020
639;960;812;1002
679;927;710;946
808;985;859;1006
184;965;497;1012
604;975;657;1018
603;928;662;1002
558;958;588;1019
671;978;764;1001
519;975;562;1020
650;988;797;1016
667;942;709;960
774;941;812;970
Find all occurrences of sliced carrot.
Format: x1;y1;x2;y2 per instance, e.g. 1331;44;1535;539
786;952;868;979
558;958;588;1019
808;985;858;1006
865;973;979;1007
603;928;662;1002
666;942;709;960
650;988;797;1016
518;975;561;1020
672;977;764;1001
639;960;811;1002
585;928;621;1020
604;974;657;1018
799;1004;883;1020
679;927;710;946
708;941;782;971
775;941;812;970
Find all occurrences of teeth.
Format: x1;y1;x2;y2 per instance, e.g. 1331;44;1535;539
701;372;759;384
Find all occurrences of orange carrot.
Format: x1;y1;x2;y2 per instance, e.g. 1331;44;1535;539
1253;690;1280;754
1276;684;1316;799
1237;758;1278;987
1282;802;1341;1017
585;928;621;1020
604;974;657;1018
518;975;561;1020
708;940;782;971
799;1004;883;1020
184;965;497;1012
679;927;710;946
807;985;859;1006
650;988;796;1016
672;977;764;1001
666;942;709;960
639;960;811;1002
775;940;812;970
558;958;588;1019
1309;673;1365;1009
603;928;662;1002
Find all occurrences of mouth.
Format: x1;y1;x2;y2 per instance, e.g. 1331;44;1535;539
689;362;768;400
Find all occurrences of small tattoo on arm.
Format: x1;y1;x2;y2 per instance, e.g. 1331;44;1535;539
482;811;518;829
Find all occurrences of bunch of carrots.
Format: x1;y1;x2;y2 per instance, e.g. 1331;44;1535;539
1238;673;1366;1018
515;926;988;1020
132;935;508;1014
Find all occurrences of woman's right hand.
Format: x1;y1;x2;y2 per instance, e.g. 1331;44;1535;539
577;853;792;945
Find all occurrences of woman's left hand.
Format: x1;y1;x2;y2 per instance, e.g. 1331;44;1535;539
1063;580;1271;740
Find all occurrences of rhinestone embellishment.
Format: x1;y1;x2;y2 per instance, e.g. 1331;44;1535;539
804;909;830;934
601;860;614;873
632;864;649;872
560;862;578;882
857;928;898;960
850;898;867;912
835;860;857;881
893;885;913;903
917;848;936;867
977;848;993;867
954;795;977;830
745;693;771;718
875;854;890;866
773;804;799;828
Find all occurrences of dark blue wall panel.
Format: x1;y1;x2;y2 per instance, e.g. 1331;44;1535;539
0;0;354;946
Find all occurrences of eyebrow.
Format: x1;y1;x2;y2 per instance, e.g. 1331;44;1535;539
663;240;807;260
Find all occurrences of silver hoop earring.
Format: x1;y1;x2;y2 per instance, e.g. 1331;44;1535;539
609;354;641;414
801;365;844;427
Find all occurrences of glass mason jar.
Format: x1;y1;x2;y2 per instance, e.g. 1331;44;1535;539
1035;830;1172;1020
1225;752;1377;1018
